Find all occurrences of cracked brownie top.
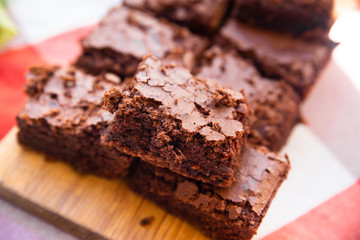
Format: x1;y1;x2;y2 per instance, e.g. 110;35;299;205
105;54;249;140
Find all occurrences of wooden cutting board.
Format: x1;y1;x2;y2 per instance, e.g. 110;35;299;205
0;127;209;240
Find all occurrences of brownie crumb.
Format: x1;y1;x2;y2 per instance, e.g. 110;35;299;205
140;216;155;227
213;89;238;107
194;102;210;116
103;88;122;113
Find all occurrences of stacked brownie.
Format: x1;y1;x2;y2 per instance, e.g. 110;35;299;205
17;1;337;239
128;145;290;240
102;55;290;239
103;55;250;187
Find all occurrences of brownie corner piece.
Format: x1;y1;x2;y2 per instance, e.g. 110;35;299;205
17;65;134;178
127;145;290;240
103;55;250;187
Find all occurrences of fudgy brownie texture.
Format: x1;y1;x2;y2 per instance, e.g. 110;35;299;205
220;20;337;98
74;6;209;78
123;0;230;34
232;0;334;41
196;46;300;151
17;66;134;177
127;145;290;240
103;55;250;187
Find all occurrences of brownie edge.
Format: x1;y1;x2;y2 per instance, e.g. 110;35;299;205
232;0;334;41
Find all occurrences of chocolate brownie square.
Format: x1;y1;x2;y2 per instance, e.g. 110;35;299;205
196;46;300;151
123;0;231;34
75;6;209;78
128;145;290;240
103;55;250;187
232;0;334;40
220;20;336;98
17;66;133;177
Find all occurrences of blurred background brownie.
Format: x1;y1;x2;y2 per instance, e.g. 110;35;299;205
128;145;290;240
196;46;300;151
17;65;134;177
103;55;249;187
220;20;337;98
75;6;209;78
123;0;231;34
232;0;335;41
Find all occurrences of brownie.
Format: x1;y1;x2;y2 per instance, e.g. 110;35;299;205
103;55;250;187
123;0;231;34
196;46;300;151
74;6;209;78
17;66;134;177
127;145;290;240
220;20;336;98
232;0;334;41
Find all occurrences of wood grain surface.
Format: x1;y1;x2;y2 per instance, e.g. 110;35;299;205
0;127;209;240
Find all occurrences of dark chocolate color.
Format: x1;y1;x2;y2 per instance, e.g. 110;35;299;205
17;66;133;177
103;55;250;187
123;0;231;34
197;46;300;151
232;0;334;41
128;145;290;240
75;6;209;77
220;20;336;98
